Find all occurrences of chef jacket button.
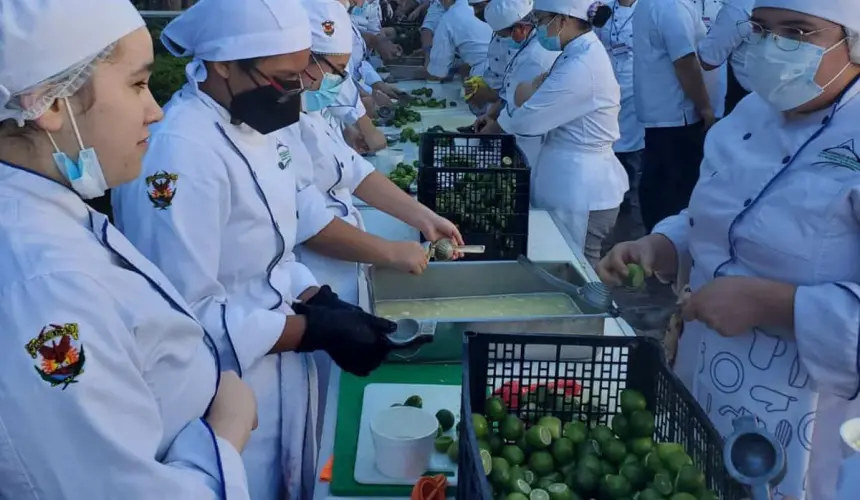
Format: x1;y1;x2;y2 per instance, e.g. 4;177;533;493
743;198;751;207
742;133;751;140
494;57;499;61
296;211;300;219
782;155;791;164
688;217;694;227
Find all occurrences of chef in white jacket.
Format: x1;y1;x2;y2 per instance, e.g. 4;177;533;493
599;0;860;497
0;0;256;498
495;0;628;266
426;0;494;80
697;0;755;114
482;0;560;172
596;0;645;214
111;0;426;499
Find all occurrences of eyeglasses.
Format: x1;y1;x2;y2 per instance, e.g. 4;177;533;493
737;20;840;52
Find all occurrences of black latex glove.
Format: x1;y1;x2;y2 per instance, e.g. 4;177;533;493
305;285;363;312
293;302;397;376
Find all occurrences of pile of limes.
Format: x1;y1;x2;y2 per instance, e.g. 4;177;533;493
466;389;719;500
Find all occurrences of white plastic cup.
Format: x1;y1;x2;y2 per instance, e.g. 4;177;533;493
370;406;438;479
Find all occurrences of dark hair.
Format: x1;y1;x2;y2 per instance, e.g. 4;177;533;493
590;4;612;28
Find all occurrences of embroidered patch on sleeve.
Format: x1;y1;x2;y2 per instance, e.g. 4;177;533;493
145;171;179;209
322;21;335;36
26;323;86;390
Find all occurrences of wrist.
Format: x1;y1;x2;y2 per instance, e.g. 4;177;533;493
272;313;308;353
641;233;678;276
299;286;320;302
207;415;251;453
750;278;797;330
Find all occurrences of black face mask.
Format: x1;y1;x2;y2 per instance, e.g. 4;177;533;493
228;71;303;135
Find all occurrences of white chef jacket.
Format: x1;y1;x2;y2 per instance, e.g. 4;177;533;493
500;31;560;170
421;0;446;32
113;83;333;500
427;0;493;78
499;31;628;251
633;0;722;127
349;20;384;94
838;453;860;499
697;0;753;92
484;35;512;91
596;0;645;152
294;110;375;305
352;0;382;34
0;164;249;499
653;80;860;500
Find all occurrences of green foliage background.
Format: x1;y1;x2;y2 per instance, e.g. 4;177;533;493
147;19;190;105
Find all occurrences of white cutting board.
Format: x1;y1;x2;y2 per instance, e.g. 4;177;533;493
354;383;461;486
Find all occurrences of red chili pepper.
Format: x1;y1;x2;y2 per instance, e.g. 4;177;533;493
492;379;582;410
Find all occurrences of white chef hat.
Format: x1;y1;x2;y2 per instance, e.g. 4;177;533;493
753;0;860;62
304;0;353;55
162;0;312;82
533;0;602;22
0;0;144;125
485;0;534;31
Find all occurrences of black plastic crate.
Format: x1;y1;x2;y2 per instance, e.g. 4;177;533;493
417;133;530;261
459;333;746;500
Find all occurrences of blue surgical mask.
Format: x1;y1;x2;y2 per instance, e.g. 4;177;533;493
302;73;347;112
746;35;849;111
47;97;109;199
351;5;365;15
536;24;561;51
506;36;522;50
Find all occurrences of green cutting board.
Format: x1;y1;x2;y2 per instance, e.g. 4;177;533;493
330;363;462;497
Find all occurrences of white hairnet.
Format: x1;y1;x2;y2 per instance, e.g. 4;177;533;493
753;0;860;62
161;0;312;84
485;0;534;31
0;0;144;125
304;0;353;55
534;0;596;20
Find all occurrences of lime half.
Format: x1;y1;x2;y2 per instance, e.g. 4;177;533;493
479;449;493;475
529;489;550;500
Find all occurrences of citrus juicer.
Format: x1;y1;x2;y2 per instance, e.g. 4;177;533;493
723;416;787;500
426;238;486;261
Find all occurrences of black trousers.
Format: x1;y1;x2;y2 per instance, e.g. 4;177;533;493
638;122;705;232
725;62;751;116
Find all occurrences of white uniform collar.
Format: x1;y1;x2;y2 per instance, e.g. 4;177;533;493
0;162;91;227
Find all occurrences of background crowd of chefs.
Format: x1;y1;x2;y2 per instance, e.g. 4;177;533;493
1;0;860;498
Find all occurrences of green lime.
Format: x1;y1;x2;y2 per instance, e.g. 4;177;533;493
488;433;505;455
619;389;647;415
568;465;599;493
562;421;588;444
491;457;512;488
436;409;455;431
623;263;646;288
578;454;602;474
522;468;536;485
526;425;553;450
576;439;600;459
629;410;655;438
434;436;454;453
486;396;508;421
506;494;529;500
656;443;685;463
537;416;563;439
600;474;632;499
536;477;555;491
502;444;526;466
651;472;673;496
478;439;491;453
673;464;705;494
599;460;616;476
663;452;693;476
449;441;461;464
699;490;719;500
501;415;526;441
529;489;550;500
404;395;423;408
644;452;666;474
637;488;666;500
541;472;563;484
510;477;532;495
600;438;628;464
528;451;555;477
621;454;640;466
473;413;490;440
550;437;575;466
669;494;698;500
546;483;574;500
619;463;649;490
509;465;524;482
591;425;614;446
628;436;655;457
611;414;631;440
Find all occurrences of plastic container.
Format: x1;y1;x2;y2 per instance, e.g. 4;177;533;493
417;133;530;261
457;332;747;500
371;406;438;479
